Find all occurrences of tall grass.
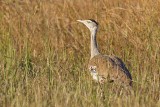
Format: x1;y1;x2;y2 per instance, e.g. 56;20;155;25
0;0;160;107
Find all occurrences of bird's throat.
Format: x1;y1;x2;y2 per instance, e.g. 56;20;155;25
90;28;100;59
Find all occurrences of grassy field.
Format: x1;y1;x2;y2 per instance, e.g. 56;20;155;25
0;0;160;107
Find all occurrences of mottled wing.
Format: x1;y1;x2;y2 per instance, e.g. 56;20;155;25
88;55;132;86
109;56;132;80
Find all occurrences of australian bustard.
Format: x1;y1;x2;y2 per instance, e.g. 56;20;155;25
77;19;132;87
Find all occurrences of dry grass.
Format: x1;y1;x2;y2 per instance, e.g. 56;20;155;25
0;0;160;107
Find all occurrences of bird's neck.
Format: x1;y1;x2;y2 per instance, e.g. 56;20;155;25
90;28;100;59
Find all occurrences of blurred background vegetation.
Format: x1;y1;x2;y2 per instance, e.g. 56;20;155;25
0;0;160;107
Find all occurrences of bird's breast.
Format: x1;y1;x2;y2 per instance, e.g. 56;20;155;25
89;66;98;80
90;69;98;81
89;65;104;83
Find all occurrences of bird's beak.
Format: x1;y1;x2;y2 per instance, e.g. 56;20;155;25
77;20;84;23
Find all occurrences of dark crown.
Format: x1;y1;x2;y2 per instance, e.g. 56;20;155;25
89;19;98;25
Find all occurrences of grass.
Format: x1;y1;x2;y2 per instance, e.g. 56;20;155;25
0;0;160;107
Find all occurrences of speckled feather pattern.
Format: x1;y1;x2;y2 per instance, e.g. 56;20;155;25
77;19;132;87
88;54;132;86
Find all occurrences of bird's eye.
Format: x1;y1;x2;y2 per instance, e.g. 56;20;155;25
87;21;91;23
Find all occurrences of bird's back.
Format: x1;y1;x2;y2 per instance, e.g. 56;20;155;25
88;54;132;86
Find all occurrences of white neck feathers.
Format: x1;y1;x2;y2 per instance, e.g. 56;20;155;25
90;27;100;59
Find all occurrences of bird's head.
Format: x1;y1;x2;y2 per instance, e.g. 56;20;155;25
77;19;98;31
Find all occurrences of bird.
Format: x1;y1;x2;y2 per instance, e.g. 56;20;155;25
77;19;132;87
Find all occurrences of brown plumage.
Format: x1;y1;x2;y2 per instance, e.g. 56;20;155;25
77;19;132;87
88;55;132;86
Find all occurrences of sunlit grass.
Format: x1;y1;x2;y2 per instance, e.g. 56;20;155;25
0;0;160;107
